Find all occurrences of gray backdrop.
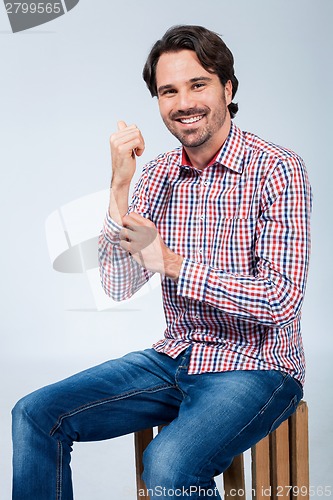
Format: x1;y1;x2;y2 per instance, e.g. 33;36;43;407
1;0;332;498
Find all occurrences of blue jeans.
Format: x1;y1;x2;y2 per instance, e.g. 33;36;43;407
12;347;302;499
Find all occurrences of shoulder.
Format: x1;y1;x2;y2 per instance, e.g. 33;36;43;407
138;146;182;186
242;129;305;168
144;147;182;172
234;126;311;201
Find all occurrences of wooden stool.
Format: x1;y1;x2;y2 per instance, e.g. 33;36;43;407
134;401;309;500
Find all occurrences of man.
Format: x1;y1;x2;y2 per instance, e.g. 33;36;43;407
12;25;311;499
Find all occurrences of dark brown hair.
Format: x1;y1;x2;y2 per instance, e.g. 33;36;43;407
142;25;239;118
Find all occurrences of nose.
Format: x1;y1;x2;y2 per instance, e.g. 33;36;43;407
175;89;196;113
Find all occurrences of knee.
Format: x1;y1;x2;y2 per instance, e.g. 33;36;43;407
141;440;171;490
13;393;33;422
12;388;50;431
142;435;192;491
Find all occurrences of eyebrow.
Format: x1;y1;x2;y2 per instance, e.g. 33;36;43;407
157;76;213;95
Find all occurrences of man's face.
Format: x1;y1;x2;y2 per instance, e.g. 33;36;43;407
155;50;232;151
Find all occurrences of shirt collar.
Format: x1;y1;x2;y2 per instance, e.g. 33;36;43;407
177;121;245;174
214;122;245;174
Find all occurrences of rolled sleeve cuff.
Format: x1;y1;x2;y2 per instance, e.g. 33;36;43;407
177;258;210;302
102;212;123;245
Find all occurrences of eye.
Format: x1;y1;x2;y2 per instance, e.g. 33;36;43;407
161;89;176;96
192;83;206;90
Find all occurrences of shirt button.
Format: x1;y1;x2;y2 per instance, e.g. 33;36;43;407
198;248;203;254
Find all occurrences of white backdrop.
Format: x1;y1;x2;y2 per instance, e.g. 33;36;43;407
1;0;332;498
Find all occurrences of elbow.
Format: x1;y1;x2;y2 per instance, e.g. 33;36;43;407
109;292;128;302
271;289;304;329
100;279;131;303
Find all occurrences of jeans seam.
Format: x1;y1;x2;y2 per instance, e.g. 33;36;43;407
267;393;299;434
173;349;192;398
49;383;176;437
56;440;63;500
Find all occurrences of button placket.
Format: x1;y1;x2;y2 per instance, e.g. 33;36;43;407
196;173;209;261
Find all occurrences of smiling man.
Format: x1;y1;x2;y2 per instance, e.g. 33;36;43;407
12;26;312;499
156;52;232;159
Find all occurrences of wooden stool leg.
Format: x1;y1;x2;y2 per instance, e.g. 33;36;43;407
251;435;270;500
134;429;154;500
270;418;290;499
289;401;309;500
224;454;246;499
251;400;309;500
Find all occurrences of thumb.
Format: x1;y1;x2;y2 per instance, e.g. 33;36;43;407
117;120;127;131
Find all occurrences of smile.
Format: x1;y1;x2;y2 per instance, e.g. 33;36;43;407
178;115;204;124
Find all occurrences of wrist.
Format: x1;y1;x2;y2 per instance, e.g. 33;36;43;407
164;251;183;281
109;184;130;225
110;179;131;191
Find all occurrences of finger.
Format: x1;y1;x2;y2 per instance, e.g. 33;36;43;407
121;215;135;230
124;212;153;227
117;122;138;134
122;214;144;230
119;227;133;241
112;125;144;154
135;147;144;157
119;239;140;257
117;120;127;131
136;251;145;268
134;135;145;156
119;237;132;251
129;129;145;157
116;123;144;155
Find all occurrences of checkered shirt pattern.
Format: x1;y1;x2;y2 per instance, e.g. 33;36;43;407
98;122;312;385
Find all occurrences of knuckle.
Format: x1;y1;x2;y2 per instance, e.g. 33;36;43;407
110;130;120;142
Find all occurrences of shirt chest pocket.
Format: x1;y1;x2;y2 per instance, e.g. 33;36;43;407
209;217;257;275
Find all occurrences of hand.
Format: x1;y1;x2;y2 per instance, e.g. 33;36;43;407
110;121;145;188
108;121;145;224
119;212;183;280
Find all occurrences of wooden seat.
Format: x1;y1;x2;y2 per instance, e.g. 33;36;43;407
134;401;309;500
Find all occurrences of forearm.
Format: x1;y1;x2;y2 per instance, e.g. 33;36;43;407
109;183;130;226
177;259;305;328
163;249;183;281
98;214;152;301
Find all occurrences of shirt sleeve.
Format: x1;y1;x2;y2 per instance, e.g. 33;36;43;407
177;156;312;329
98;167;154;302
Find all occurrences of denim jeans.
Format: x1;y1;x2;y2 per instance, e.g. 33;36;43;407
12;347;302;499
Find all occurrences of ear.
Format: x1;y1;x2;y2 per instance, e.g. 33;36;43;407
224;80;233;106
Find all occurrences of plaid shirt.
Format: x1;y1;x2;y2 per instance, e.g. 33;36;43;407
98;122;312;385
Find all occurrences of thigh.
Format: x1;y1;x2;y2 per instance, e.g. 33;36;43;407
15;349;183;443
145;369;302;480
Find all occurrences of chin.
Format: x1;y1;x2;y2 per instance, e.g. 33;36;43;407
180;132;210;148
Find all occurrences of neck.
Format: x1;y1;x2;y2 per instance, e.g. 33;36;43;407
184;118;231;170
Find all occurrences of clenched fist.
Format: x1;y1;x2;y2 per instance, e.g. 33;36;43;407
110;121;145;188
109;121;145;224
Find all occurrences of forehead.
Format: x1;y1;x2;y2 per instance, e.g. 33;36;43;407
155;50;217;87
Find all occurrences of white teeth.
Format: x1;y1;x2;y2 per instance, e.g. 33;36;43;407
180;115;203;124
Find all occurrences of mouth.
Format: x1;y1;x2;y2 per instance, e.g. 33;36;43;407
177;115;205;125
